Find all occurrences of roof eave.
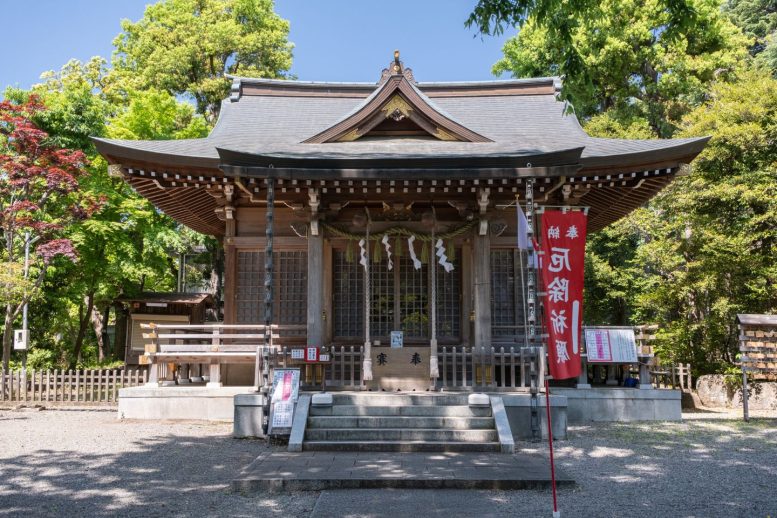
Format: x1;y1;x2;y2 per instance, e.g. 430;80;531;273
580;137;711;172
91;137;220;170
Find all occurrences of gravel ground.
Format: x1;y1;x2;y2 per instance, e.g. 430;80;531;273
0;407;775;518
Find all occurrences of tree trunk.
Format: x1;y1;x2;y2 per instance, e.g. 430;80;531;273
102;305;111;358
2;304;14;371
91;303;106;363
113;303;128;361
72;293;95;368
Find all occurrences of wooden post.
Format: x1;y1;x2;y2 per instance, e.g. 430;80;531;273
307;230;325;347
223;240;236;325
742;368;750;422
147;359;159;387
687;363;692;392
472;231;492;350
257;178;275;397
577;355;591;388
208;361;221;388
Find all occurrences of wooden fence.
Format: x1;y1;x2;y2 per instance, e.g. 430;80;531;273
650;363;693;390
241;344;544;391
438;345;544;390
0;368;147;405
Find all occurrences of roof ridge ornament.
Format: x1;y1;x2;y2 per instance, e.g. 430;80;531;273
379;50;415;84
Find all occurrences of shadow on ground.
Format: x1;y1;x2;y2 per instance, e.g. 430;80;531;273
0;413;316;518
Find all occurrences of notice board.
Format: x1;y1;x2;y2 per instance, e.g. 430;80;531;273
584;328;638;363
268;368;300;435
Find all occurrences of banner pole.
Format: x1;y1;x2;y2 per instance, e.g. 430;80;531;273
545;378;560;518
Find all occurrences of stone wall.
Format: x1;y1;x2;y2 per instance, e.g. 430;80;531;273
696;374;777;410
553;388;682;422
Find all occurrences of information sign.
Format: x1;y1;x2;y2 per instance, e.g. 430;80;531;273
305;347;319;362
13;329;28;350
268;368;300;435
390;331;404;348
584;328;638;363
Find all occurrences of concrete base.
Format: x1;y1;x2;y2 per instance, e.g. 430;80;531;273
233;393;267;438
117;386;250;421
554;387;681;423
232;451;574;492
501;394;568;440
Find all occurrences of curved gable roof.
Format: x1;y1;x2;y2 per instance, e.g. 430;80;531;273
301;74;492;143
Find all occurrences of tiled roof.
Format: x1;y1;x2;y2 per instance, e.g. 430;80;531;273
94;76;707;171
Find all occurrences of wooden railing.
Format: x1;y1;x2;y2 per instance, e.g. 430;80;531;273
437;345;544;390
140;323;305;388
263;345;364;390
0;368;147;405
651;363;693;390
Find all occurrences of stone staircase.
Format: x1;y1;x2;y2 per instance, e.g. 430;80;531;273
302;393;502;452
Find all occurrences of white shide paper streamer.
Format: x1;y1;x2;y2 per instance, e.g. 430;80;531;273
435;239;455;273
407;235;422;270
358;239;368;270
381;234;393;270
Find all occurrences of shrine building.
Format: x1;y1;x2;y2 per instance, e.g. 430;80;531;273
95;54;707;443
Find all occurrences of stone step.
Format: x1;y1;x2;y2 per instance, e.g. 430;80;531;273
310;404;491;417
330;394;471;407
303;440;502;453
307;416;496;430
304;428;499;442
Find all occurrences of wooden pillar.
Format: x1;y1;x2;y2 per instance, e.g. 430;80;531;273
307;232;325;346
223;186;237;324
461;241;472;346
473;230;492;349
257;178;274;394
223;239;236;324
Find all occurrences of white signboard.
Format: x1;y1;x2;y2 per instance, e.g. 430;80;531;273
584;328;637;363
268;368;300;435
13;330;28;350
290;349;304;360
390;331;404;348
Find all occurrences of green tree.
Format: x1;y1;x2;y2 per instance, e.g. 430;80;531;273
492;0;749;136
108;89;208;141
723;0;777;75
11;60;211;367
0;96;98;369
468;0;704;109
584;70;776;373
723;0;777;55
112;0;293;120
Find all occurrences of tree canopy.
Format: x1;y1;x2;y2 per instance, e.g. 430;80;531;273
492;0;749;136
0;96;98;369
112;0;293;120
468;0;707;109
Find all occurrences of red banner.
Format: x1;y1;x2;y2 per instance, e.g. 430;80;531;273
540;211;587;380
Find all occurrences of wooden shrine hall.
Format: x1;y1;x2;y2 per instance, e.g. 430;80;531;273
94;53;707;400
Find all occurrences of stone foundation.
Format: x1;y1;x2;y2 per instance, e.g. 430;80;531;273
554;387;681;423
501;394;568;440
117;386;250;420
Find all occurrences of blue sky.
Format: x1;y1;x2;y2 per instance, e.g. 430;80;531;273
0;0;513;91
